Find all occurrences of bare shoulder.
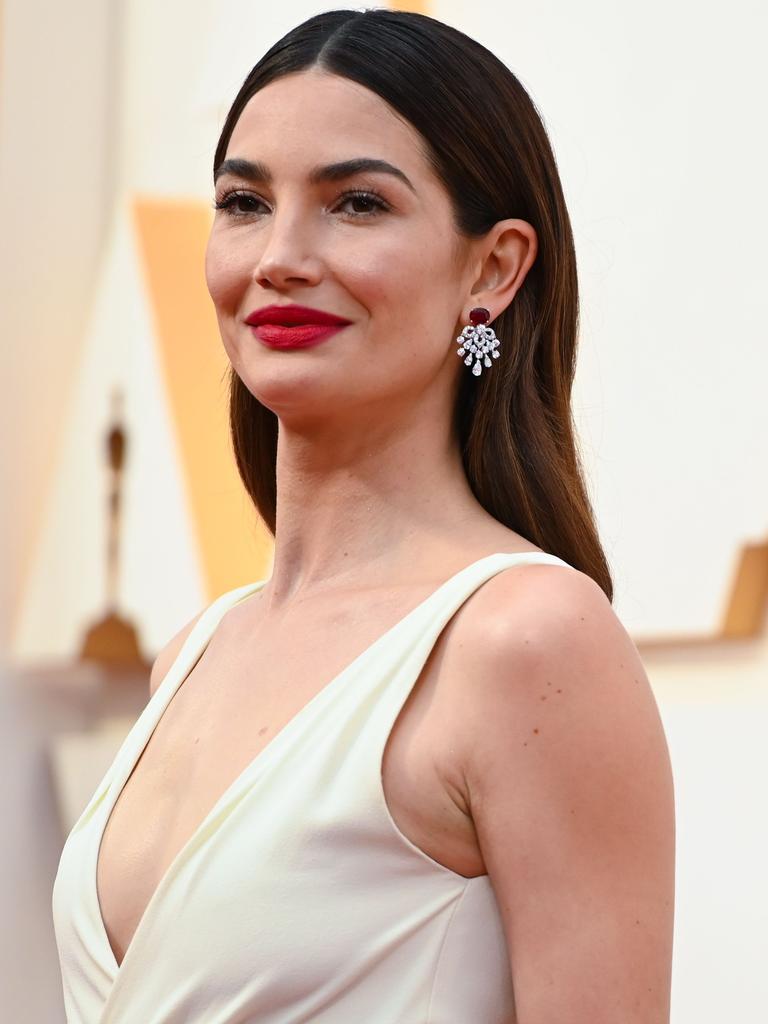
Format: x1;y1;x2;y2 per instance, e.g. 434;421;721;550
148;608;207;697
477;554;612;644
451;557;647;712
445;561;635;764
446;562;675;1021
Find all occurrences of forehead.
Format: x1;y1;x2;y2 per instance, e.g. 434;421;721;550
226;69;428;168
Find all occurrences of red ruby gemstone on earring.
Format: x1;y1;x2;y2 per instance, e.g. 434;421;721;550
469;307;490;326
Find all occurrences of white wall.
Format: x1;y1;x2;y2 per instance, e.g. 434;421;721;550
0;0;118;656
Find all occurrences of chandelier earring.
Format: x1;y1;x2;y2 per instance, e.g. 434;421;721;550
456;307;500;377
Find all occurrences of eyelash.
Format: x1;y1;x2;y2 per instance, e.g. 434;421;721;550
212;188;391;220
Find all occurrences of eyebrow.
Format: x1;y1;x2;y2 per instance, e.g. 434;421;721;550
214;156;416;193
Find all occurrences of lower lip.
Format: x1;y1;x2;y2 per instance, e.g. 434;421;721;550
249;323;347;349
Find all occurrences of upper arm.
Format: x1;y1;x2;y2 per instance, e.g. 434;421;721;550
148;608;206;697
460;567;675;1023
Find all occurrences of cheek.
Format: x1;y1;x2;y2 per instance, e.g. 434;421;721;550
204;231;248;311
336;235;432;333
339;245;460;377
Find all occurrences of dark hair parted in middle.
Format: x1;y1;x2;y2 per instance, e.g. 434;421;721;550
213;7;612;601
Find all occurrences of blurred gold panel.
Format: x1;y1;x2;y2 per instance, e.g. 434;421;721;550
132;197;273;598
723;539;768;638
388;0;430;13
637;536;768;650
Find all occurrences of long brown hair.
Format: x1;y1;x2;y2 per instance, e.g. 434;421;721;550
213;8;613;601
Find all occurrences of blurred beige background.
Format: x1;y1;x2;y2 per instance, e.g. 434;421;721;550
1;0;766;1020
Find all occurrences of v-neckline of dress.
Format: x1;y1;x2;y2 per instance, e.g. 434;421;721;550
92;550;552;976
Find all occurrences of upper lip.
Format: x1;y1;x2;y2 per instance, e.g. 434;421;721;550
245;304;352;327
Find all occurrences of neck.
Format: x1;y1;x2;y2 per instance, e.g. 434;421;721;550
260;410;489;609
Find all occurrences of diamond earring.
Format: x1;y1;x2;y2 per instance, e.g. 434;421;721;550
456;307;500;377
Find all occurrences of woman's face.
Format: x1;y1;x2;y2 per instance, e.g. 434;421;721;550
205;69;478;423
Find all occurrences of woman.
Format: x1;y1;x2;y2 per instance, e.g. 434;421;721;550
53;8;675;1023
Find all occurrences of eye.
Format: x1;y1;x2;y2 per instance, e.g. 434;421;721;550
211;187;391;220
333;189;390;218
212;191;267;217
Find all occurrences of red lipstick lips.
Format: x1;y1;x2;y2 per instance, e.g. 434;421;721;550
245;304;352;349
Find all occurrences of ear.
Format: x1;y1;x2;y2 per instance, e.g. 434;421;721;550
463;219;538;323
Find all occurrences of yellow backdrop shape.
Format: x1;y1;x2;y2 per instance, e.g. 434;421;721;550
132;196;273;599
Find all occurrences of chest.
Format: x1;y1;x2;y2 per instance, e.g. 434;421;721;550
95;602;485;968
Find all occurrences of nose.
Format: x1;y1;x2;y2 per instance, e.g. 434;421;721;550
252;207;323;291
